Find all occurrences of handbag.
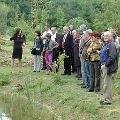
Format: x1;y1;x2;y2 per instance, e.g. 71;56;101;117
31;48;37;55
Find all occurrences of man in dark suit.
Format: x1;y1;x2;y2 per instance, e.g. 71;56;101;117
51;27;63;63
62;26;73;75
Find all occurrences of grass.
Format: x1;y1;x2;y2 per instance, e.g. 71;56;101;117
0;39;120;120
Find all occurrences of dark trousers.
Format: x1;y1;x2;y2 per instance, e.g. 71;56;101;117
64;57;71;75
53;49;59;62
53;49;60;72
77;67;82;78
71;58;77;73
89;61;101;91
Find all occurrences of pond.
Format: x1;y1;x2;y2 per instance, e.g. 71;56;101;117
0;94;57;120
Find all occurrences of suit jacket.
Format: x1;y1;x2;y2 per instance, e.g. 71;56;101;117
55;33;63;53
64;33;73;58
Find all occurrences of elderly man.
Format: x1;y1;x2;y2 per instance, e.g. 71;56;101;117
61;26;73;75
80;29;92;88
100;31;118;105
51;27;63;67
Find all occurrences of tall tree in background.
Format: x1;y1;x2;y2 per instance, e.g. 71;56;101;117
0;3;10;35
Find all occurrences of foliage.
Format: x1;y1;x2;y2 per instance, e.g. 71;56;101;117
93;0;120;31
1;0;120;34
66;17;89;29
0;3;10;35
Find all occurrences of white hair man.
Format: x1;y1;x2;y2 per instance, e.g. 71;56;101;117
100;31;118;105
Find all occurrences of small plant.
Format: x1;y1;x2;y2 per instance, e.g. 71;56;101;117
0;79;10;86
53;52;69;73
0;73;10;86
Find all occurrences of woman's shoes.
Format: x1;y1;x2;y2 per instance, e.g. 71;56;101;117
33;70;40;72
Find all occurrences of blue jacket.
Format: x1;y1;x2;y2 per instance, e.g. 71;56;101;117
100;41;118;75
33;38;43;55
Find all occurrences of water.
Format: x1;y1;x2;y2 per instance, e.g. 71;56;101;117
0;94;57;120
0;108;12;120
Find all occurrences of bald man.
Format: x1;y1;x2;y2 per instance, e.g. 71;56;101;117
100;31;118;105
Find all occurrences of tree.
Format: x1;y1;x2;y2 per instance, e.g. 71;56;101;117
0;3;10;35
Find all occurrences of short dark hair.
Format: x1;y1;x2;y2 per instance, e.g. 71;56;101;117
46;33;51;39
35;30;41;37
91;31;100;38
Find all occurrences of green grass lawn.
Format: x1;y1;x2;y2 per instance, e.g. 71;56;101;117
0;39;120;120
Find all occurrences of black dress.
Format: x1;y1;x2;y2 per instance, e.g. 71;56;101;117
10;35;25;59
73;39;81;67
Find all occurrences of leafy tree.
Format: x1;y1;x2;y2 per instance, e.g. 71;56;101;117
0;3;10;35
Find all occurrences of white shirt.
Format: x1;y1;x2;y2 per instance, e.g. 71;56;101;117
63;33;68;42
51;32;57;42
41;29;52;38
115;36;120;49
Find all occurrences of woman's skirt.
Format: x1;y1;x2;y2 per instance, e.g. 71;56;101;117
12;47;22;59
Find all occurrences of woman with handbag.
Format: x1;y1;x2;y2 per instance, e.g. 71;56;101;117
32;30;43;72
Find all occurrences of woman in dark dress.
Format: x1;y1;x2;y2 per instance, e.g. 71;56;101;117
10;28;26;66
73;31;82;80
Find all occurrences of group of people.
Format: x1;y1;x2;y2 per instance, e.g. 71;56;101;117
10;24;119;105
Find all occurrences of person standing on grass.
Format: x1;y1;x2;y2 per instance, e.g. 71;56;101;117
61;26;73;75
41;24;52;70
51;27;63;62
44;33;59;74
51;27;63;72
100;31;118;105
87;32;101;92
81;29;92;88
73;30;82;80
32;30;43;72
10;28;26;67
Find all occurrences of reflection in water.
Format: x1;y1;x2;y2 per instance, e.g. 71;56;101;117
0;109;12;120
0;94;57;120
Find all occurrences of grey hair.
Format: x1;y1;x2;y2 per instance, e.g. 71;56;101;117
63;26;69;30
79;24;87;32
104;31;113;37
83;29;93;36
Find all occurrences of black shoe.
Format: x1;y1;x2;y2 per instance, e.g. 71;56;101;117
41;67;46;70
95;90;100;92
33;70;36;72
81;84;87;88
77;78;82;80
88;89;94;92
